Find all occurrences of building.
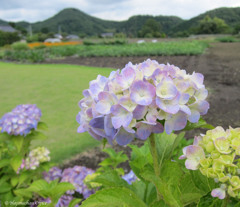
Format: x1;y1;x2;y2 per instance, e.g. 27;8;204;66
66;34;80;40
0;25;17;33
44;38;61;43
101;33;114;38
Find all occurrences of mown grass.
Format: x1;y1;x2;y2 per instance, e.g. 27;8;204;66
0;62;113;163
2;40;208;62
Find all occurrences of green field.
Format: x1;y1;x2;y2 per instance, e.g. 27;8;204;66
2;40;209;62
0;62;113;163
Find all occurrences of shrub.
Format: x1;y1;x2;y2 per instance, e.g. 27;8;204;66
11;42;29;50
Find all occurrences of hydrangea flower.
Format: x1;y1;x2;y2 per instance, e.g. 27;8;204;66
180;126;240;199
122;170;137;184
61;166;95;199
77;59;209;145
0;104;41;136
42;165;95;206
18;147;50;172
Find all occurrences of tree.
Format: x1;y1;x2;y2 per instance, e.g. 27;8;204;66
0;31;20;46
138;18;161;37
197;15;229;34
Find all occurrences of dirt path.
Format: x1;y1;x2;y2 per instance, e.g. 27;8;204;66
52;42;240;170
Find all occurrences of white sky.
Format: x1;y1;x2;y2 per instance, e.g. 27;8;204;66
0;0;240;23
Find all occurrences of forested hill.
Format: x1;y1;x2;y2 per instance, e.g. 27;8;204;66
1;7;239;36
170;7;240;34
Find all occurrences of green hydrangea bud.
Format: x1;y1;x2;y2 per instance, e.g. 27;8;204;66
180;126;240;200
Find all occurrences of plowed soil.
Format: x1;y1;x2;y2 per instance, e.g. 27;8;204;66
51;42;240;170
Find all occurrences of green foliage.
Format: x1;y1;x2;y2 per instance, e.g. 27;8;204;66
215;36;239;42
184;117;214;131
1;40;208;62
170;7;240;35
0;31;20;46
0;122;74;206
138;18;162;38
11;42;29;51
99;148;128;170
196;15;230;34
81;187;147;207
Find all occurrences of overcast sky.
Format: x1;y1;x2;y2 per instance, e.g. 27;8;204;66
0;0;240;23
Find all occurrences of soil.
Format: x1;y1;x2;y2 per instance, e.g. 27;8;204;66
51;42;240;171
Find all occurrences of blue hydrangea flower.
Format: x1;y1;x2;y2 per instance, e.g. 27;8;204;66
0;104;41;136
77;59;209;145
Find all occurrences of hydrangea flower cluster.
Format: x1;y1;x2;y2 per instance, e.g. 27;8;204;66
43;165;95;206
18;147;50;171
0;104;41;136
77;59;209;145
180;126;240;199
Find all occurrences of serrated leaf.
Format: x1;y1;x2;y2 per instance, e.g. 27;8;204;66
37;122;48;131
190;170;216;193
10;155;23;173
184;118;214;131
50;182;75;203
93;170;131;189
140;169;182;207
81;187;147;207
14;188;32;198
18;171;31;186
0;159;10;168
154;132;184;168
28;179;49;192
0;182;12;193
11;136;24;152
10;176;19;187
69;198;82;207
129;142;152;180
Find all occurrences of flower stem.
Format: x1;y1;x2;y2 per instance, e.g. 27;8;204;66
149;133;160;177
221;194;229;207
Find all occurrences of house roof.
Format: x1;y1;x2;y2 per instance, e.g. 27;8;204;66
0;25;17;33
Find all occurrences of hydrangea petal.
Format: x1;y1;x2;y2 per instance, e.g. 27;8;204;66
130;80;156;106
165;112;187;134
115;127;135;146
211;188;226;199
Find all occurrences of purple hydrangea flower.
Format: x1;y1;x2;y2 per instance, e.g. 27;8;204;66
61;166;95;199
0;104;41;136
77;59;209;145
43;167;62;182
122;170;137;184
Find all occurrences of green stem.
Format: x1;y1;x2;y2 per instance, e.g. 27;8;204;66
221;194;229;207
149;133;160;177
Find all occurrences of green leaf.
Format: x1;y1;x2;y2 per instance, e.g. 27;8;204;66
197;193;222;207
12;136;24;152
184;118;214;131
0;182;12;194
28;179;49;192
93;170;131;189
10;176;19;187
69;198;82;207
81;187;147;207
190;170;216;193
30;131;47;140
37;122;48;131
50;182;75;203
18;171;32;186
14;188;32;198
129;142;152;180
179;173;204;205
0;159;10;168
154;132;184;168
140;168;182;207
10;155;23;173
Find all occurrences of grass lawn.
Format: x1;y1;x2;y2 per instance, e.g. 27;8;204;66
0;62;113;163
